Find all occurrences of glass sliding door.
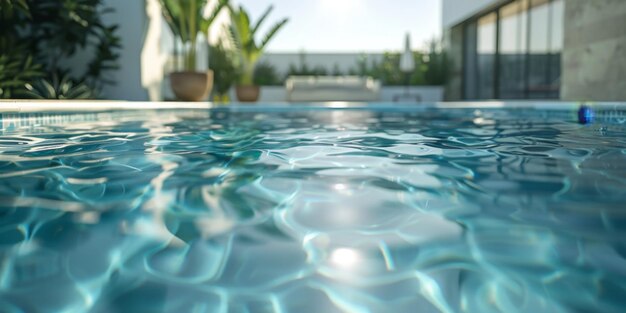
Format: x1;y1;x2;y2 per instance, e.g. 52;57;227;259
464;21;478;100
527;0;563;99
498;0;529;99
527;0;551;99
477;13;497;99
459;0;563;100
548;0;564;98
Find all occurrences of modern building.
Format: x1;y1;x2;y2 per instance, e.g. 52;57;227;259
442;0;626;101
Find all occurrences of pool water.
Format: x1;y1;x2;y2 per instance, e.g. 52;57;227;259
0;106;625;313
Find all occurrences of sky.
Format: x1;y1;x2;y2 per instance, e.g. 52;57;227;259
235;0;442;53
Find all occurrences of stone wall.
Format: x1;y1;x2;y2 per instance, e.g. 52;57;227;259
562;0;626;101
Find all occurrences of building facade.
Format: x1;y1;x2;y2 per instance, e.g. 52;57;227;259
443;0;626;101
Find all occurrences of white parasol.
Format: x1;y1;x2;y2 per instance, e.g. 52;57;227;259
399;32;415;73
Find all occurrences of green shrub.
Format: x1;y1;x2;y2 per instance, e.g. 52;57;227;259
254;61;282;86
25;72;97;99
0;0;121;99
209;42;237;98
281;44;447;87
227;4;288;85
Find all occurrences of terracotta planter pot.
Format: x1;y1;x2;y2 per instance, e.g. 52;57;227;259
170;71;214;101
235;85;260;102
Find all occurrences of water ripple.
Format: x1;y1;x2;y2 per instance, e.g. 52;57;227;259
0;108;625;312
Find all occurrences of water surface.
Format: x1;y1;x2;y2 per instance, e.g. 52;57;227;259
0;107;625;313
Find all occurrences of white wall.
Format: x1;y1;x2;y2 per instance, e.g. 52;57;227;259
101;0;149;100
259;53;388;78
442;0;501;29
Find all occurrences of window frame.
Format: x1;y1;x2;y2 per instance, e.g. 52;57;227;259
459;0;562;100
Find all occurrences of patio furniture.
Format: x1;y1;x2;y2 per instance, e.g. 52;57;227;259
285;76;381;102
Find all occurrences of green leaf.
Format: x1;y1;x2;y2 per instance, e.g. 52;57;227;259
24;73;97;100
260;18;288;51
227;3;287;77
251;5;273;37
201;0;228;35
159;0;183;39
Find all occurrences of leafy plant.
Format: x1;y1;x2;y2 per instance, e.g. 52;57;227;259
25;72;97;99
423;38;448;85
227;4;288;85
0;0;30;18
254;61;281;86
0;0;121;99
331;64;344;76
287;63;328;77
344;49;446;86
209;41;237;100
0;46;44;99
159;0;228;71
0;0;39;98
29;0;122;90
287;52;328;78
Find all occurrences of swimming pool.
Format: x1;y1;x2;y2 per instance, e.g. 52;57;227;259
0;102;625;312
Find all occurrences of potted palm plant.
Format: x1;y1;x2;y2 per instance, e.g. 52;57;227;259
228;4;288;102
160;0;228;101
209;40;237;103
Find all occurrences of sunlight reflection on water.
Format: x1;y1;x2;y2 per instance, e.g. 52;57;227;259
0;107;625;312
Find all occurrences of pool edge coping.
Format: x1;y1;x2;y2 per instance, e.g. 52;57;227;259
0;100;625;113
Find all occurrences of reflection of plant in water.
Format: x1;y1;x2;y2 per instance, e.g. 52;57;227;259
166;178;282;243
154;124;285;244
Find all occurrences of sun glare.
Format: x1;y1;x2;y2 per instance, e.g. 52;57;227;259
330;248;361;268
319;0;362;14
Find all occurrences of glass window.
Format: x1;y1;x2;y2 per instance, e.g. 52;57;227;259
464;21;478;100
548;0;564;98
498;0;528;99
550;0;564;53
461;0;563;101
477;13;497;99
527;0;551;99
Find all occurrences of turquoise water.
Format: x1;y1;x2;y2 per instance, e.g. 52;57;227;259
0;106;625;313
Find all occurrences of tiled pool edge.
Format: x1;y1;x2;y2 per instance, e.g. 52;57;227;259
2;100;625;113
0;100;214;113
